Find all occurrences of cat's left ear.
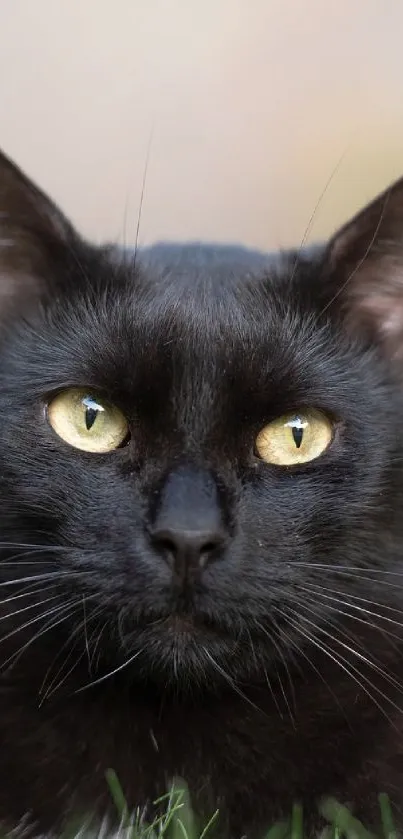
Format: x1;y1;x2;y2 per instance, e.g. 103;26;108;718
322;176;403;360
0;148;75;304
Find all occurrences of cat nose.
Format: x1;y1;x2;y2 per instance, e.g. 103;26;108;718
150;464;228;580
152;527;225;577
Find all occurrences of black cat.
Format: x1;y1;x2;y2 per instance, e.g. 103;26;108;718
0;149;403;837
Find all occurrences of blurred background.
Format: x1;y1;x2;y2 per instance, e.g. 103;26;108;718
1;0;402;250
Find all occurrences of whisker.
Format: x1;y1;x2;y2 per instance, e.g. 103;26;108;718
0;542;69;551
202;647;268;719
272;610;350;724
75;646;144;693
245;626;284;719
300;581;403;615
89;621;107;672
293;562;403;577
85;617;107;675
0;560;59;566
2;602;81;672
0;597;81;647
290;607;403;720
262;661;284;719
40;627;82;700
82;595;91;673
39;601;103;700
132;127;154;273
0;572;72;588
254;621;297;724
289;148;349;285
0;593;60;623
299;585;403;635
310;605;403;656
287;616;398;728
0;581;60;606
298;588;403;656
296;602;403;696
273;643;297;723
41;648;86;703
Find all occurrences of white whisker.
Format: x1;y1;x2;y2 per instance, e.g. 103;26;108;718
272;610;350;724
0;597;80;647
75;646;144;693
288;615;402;727
0;572;71;588
2;601;81;672
288;617;397;727
39;601;103;701
202;647;267;719
297;601;403;694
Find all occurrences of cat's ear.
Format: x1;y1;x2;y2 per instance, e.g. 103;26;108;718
0;148;75;304
322;176;403;360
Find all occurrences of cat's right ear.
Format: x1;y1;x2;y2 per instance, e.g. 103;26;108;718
320;174;403;362
0;149;75;305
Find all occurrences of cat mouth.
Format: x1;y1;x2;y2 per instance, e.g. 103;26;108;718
136;610;231;641
161;614;197;633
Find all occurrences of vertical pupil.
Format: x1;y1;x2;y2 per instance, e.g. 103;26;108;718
82;397;103;431
85;407;98;431
291;425;304;449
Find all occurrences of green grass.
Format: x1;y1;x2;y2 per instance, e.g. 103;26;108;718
2;773;398;839
100;772;398;839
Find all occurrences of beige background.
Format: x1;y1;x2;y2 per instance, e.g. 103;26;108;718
1;0;402;251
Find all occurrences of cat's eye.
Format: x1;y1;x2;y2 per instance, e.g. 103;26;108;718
255;409;333;466
46;388;129;453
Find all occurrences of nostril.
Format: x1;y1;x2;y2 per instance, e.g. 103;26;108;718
151;527;225;569
156;537;177;557
199;542;217;555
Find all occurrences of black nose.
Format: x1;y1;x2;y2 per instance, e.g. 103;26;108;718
150;465;228;581
152;526;225;578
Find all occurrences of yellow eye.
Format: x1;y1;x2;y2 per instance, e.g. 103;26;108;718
47;388;129;453
255;409;333;466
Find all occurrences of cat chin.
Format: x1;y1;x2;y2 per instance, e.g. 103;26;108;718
92;618;273;693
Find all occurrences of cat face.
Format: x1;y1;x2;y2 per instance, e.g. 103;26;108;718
0;150;403;694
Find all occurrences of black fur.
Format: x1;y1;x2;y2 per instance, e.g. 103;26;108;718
0;150;403;836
